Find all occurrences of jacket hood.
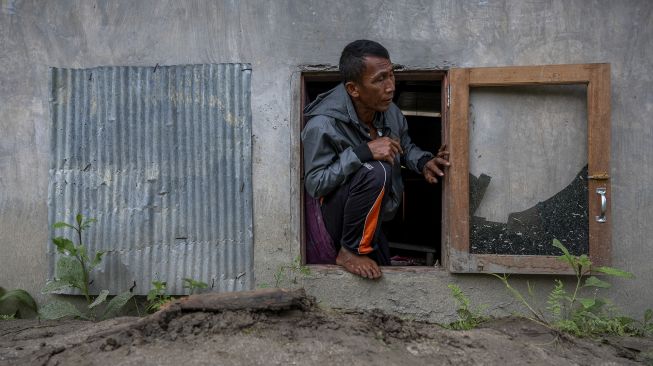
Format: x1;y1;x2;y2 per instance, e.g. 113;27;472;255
303;83;360;124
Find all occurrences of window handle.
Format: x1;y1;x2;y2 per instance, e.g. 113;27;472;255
596;188;607;223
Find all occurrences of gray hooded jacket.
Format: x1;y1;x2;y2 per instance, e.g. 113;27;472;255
301;83;433;219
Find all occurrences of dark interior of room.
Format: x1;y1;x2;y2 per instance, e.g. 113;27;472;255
303;77;442;266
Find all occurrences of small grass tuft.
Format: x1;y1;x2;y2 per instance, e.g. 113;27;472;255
446;284;489;330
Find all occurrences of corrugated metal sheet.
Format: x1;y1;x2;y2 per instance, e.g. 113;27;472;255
48;64;253;295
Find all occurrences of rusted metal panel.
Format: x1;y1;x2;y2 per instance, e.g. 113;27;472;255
48;64;253;295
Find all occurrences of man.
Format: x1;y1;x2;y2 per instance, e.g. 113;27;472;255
302;40;450;279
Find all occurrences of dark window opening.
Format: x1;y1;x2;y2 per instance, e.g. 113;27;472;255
301;72;445;267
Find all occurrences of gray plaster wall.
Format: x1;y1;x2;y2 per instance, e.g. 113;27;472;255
1;0;651;322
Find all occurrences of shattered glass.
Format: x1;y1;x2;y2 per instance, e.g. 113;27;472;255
468;85;588;256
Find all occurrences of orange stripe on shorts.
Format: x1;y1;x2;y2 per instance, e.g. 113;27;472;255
358;186;385;255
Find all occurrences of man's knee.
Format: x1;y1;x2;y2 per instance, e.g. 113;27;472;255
356;161;392;190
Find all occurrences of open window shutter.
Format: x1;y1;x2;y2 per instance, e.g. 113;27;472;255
444;64;611;274
48;64;253;294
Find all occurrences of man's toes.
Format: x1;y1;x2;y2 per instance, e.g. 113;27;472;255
368;266;379;279
375;267;383;278
354;267;363;277
361;267;372;279
368;264;379;277
353;266;361;276
364;266;375;279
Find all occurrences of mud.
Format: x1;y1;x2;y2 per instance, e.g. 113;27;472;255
1;303;652;365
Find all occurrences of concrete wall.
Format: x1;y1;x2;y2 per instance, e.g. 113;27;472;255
1;0;651;322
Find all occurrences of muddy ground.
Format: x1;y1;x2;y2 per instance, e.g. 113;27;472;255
1;290;652;366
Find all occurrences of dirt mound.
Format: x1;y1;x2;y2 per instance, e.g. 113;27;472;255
1;289;652;365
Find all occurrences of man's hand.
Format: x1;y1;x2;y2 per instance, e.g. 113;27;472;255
367;137;403;165
423;148;450;184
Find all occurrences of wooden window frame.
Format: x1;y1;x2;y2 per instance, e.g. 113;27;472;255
299;70;446;267
443;63;611;274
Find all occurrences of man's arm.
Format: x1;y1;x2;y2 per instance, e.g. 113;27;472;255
301;117;369;198
397;114;450;183
422;146;450;184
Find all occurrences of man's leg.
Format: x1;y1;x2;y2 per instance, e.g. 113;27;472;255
321;161;392;278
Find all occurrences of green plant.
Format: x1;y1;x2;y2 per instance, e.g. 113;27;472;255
256;257;311;288
145;277;209;313
0;287;37;319
492;239;640;337
643;309;653;334
183;278;209;294
40;213;133;320
273;256;311;288
446;284;489;330
146;280;172;313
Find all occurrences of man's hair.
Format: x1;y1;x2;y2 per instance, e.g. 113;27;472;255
339;40;390;83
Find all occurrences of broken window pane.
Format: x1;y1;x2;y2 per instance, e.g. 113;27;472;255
468;85;588;256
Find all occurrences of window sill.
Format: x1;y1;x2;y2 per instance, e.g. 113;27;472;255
307;264;448;275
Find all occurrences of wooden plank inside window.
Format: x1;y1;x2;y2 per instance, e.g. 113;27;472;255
445;64;611;274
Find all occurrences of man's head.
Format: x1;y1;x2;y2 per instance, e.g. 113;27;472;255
339;40;395;114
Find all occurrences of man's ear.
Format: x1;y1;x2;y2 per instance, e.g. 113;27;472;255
345;81;359;98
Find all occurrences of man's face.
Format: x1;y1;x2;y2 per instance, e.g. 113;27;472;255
346;56;395;113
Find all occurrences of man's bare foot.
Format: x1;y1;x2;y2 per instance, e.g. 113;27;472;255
335;247;382;279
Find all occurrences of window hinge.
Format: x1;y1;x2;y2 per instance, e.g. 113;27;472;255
588;172;610;180
447;85;451;108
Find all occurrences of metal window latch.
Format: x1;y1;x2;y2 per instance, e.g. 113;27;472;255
596;187;607;223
